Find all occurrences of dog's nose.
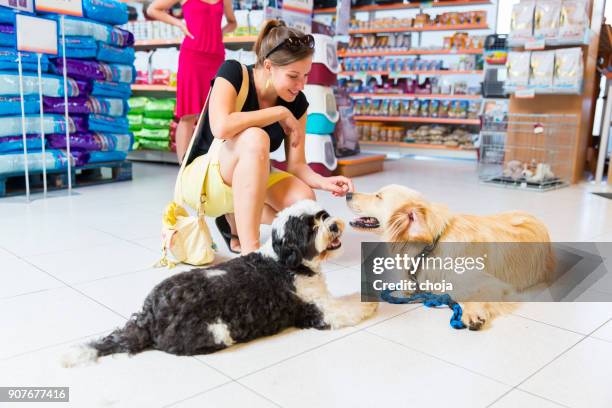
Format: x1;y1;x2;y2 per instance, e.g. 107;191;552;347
346;192;353;201
330;223;339;233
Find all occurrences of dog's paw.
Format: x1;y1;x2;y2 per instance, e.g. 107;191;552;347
461;304;489;331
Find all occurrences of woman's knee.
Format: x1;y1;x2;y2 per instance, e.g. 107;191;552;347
280;180;316;207
236;127;270;157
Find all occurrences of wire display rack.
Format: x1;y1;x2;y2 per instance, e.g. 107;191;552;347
479;114;577;191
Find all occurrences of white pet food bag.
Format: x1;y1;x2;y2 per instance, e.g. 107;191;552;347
554;47;583;89
529;50;555;87
559;0;589;41
506;51;532;87
534;0;562;39
510;0;536;42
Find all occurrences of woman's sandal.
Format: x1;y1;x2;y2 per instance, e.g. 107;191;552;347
215;216;240;254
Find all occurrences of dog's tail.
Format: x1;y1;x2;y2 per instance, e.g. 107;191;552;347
61;311;153;368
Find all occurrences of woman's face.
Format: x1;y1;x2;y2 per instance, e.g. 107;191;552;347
269;56;313;102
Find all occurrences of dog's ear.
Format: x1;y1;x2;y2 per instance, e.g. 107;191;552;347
272;216;311;268
386;204;433;243
272;232;304;268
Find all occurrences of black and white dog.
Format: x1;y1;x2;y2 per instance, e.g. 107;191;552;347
63;200;377;366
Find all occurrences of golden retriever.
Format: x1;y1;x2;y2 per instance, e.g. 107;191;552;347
346;184;555;330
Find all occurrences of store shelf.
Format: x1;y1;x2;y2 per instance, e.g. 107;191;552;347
134;36;256;48
223;35;258;44
314;0;491;14
350;93;481;100
134;38;183;47
131;84;177;92
349;24;489;35
354;116;481;125
338;49;483;57
128;149;178;164
340;70;483;76
361;140;476;151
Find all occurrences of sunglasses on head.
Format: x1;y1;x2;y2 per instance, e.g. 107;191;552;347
265;34;315;59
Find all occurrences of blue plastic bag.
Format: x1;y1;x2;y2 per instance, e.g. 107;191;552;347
87;114;129;133
0;71;88;97
83;0;128;26
96;42;135;64
91;80;131;99
0;95;39;116
59;36;98;59
0;136;43;153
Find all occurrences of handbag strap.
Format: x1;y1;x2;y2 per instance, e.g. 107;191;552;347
174;63;250;205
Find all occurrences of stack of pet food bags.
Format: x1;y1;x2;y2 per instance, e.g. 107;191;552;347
0;0;134;177
0;7;70;174
272;34;340;176
129;97;175;151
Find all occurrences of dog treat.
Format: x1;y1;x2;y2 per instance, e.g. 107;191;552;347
380;99;390;116
430;100;440;118
389;99;401;116
554;47;583;88
409;100;421;117
534;0;561;39
506;51;531;87
439;100;450;118
510;0;535;42
419;100;430;117
530;50;555;87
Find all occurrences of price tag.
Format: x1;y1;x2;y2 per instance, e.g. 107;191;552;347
515;88;535;99
16;14;58;55
525;37;545;50
35;0;83;17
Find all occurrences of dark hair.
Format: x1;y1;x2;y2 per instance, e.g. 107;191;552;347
254;19;314;67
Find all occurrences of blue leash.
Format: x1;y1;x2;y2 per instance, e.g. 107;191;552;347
381;289;466;330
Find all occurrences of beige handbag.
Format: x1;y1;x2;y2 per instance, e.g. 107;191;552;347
157;64;249;267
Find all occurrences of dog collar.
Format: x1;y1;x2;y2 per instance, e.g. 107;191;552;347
407;234;442;292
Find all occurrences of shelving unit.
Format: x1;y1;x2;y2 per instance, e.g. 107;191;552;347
128;149;179;164
362;140;476;150
341;70;483;76
336;0;494;159
134;36;256;49
349;24;489;35
358;141;477;160
354;116;480;125
131;84;177;92
314;0;491;14
350;93;481;100
505;0;604;183
338;48;483;57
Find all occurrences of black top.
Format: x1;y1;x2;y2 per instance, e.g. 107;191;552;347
185;60;309;165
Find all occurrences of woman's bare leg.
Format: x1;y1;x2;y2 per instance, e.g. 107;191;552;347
176;114;197;163
218;127;270;254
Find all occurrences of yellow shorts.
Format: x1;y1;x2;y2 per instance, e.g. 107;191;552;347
202;158;293;218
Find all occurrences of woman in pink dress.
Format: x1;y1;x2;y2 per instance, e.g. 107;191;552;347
148;0;236;162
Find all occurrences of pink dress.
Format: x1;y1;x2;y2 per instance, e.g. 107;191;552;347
176;0;225;118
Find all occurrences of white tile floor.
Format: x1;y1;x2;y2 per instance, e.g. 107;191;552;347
1;158;612;408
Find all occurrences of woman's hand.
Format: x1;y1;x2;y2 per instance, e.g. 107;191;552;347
319;175;354;197
179;22;195;39
279;110;304;148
